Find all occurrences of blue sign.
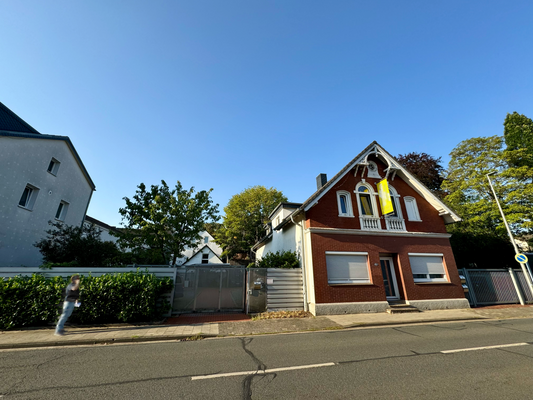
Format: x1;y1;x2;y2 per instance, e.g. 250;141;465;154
515;254;528;263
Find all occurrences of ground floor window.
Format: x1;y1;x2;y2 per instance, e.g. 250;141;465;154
325;251;371;284
408;253;448;282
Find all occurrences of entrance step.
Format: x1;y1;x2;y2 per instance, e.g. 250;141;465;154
386;303;420;314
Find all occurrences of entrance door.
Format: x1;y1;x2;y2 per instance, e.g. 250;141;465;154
380;257;400;300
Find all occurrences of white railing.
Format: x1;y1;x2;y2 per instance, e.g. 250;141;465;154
360;216;381;230
385;217;406;231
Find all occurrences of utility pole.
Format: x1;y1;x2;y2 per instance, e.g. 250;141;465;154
487;172;533;301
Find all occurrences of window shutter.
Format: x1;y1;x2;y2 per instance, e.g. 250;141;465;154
326;254;370;283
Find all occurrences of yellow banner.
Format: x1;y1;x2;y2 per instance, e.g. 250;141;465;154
377;179;394;215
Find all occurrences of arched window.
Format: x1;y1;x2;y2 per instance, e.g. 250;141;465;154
336;191;354;217
355;183;380;230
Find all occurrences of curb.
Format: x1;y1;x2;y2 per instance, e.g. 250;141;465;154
0;333;219;350
339;315;488;329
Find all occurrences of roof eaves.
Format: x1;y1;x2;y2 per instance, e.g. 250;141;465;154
0;130;96;190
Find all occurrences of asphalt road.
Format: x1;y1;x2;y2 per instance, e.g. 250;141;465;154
1;318;533;399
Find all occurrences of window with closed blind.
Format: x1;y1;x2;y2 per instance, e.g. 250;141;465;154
325;252;371;284
408;253;448;282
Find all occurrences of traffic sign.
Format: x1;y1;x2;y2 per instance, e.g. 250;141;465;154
515;253;528;264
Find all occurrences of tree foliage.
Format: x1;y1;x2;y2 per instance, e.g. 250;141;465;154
215;186;287;260
34;221;122;267
117;180;219;265
252;250;300;269
396;152;445;196
504;111;533;168
442;136;533;236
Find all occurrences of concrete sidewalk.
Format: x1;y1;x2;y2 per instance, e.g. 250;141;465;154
1;305;532;350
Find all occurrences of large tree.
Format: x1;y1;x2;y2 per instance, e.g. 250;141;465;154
215;186;287;260
35;221;122;267
118;180;219;265
396;152;445;197
504;111;533;168
442;135;533;236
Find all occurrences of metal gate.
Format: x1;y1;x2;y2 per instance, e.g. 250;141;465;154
461;268;533;307
172;266;246;313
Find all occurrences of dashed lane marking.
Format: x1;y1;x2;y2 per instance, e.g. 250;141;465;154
191;362;336;380
441;342;529;354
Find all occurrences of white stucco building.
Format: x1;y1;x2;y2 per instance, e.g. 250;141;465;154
174;231;223;266
0;102;95;267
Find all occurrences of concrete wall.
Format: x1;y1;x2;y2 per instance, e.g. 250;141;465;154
0;136;93;267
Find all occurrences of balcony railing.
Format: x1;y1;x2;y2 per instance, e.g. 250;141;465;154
385;217;406;231
360;216;381;231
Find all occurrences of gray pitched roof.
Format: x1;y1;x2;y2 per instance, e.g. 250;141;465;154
0;102;40;134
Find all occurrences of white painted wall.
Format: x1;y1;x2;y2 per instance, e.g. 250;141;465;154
174;231;223;265
0;136;93;267
183;246;223;265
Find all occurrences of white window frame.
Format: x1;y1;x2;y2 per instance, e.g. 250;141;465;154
55;200;69;221
384;185;406;231
325;251;371;285
408;253;448;283
355;182;381;230
404;196;421;221
47;158;61;176
18;184;40;210
201;253;209;264
336;190;354;217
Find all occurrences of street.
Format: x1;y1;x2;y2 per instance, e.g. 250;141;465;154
1;318;533;399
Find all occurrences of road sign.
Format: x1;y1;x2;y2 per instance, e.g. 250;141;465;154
515;254;528;264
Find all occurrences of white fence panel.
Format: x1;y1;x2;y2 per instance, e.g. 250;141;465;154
266;268;304;311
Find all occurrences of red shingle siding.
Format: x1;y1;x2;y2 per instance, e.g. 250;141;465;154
310;233;464;304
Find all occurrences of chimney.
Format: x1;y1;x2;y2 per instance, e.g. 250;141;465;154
316;173;327;190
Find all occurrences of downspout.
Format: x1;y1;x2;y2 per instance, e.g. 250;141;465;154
291;213;309;312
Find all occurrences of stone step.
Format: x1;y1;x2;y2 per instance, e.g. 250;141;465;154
386;304;420;314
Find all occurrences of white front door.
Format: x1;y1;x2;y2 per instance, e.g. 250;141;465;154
380;257;400;300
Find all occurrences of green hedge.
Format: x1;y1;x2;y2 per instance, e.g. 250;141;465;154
250;250;300;269
0;272;173;330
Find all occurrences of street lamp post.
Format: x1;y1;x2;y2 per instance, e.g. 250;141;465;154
486;172;533;301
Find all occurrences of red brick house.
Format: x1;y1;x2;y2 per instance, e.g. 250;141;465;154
254;142;469;315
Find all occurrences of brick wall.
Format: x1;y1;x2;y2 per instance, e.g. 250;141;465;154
306;155;447;234
310;232;464;304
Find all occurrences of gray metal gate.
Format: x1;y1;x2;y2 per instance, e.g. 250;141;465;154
461;268;533;307
172;266;246;313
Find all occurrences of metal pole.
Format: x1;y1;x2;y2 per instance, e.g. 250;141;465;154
487;173;533;300
508;268;526;305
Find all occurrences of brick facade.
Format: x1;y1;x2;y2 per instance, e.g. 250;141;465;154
305;155;463;304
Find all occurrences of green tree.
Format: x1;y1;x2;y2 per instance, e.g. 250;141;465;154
117;180;219;265
396;152;445;197
215;186;287;260
34;221;122;267
442;135;533;236
504;112;533;168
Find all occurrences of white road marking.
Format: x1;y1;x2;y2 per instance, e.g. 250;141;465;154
441;343;529;354
191;362;336;380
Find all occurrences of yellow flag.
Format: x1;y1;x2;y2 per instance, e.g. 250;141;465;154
377;179;394;215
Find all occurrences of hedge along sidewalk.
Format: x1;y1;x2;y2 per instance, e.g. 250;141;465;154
0;271;173;331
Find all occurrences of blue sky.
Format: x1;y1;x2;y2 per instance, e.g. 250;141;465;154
2;1;532;226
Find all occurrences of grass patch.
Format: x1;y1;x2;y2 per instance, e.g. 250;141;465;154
251;311;312;321
180;333;204;341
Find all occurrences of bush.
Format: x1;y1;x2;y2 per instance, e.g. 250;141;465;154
0;272;173;330
253;250;300;269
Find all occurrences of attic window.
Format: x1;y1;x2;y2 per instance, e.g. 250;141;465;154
337;191;354;217
404;197;421;221
202;253;209;264
366;161;381;179
204;236;209;244
47;158;60;176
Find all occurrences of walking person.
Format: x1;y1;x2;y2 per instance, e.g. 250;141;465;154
55;274;81;336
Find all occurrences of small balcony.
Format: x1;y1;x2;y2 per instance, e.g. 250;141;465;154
359;216;381;231
385;217;406;231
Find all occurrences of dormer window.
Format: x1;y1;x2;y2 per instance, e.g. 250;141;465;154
336;191;354;217
47;158;60;176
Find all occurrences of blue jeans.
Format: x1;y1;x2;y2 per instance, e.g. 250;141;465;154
56;301;75;333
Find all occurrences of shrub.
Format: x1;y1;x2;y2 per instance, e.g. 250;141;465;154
0;271;173;330
253;250;300;269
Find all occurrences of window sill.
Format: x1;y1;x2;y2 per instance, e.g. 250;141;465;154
407;219;422;222
338;215;355;218
47;171;57;177
18;205;33;211
414;281;451;285
328;282;374;286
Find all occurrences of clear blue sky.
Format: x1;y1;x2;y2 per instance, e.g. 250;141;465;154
2;1;532;226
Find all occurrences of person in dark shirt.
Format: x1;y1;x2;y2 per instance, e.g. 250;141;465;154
55;275;81;336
